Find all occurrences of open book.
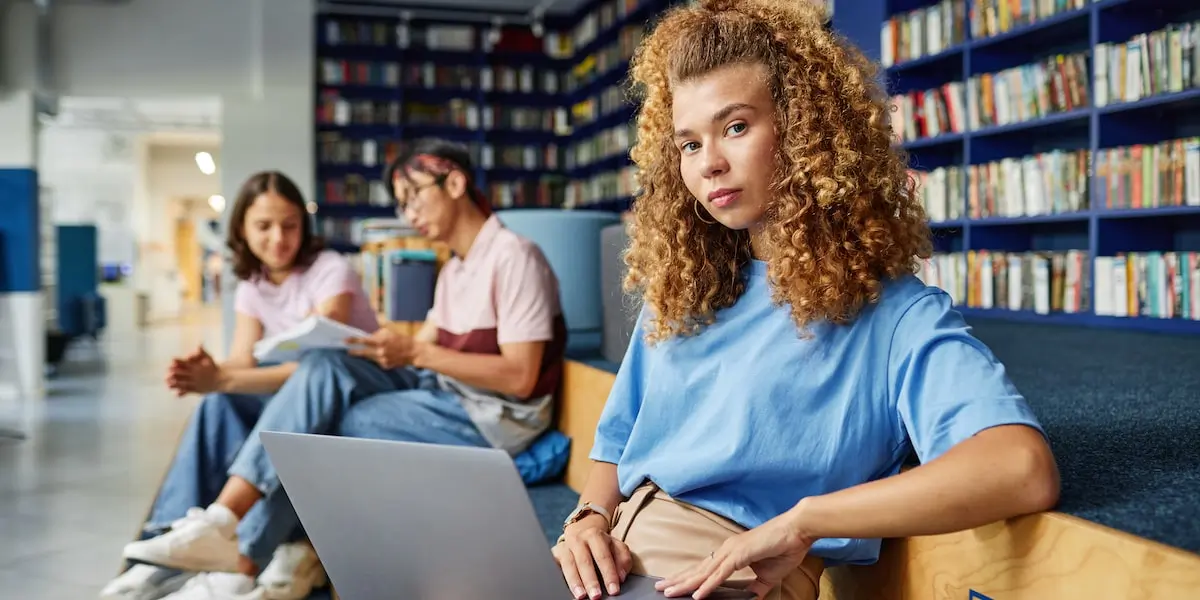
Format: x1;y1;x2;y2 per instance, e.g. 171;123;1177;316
253;315;371;364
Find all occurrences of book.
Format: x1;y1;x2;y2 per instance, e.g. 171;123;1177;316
253;315;371;364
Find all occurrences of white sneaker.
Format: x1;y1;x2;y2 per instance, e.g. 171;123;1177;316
257;541;328;600
159;573;264;600
99;564;194;600
123;505;241;573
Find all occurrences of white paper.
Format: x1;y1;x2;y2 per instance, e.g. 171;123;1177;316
253;316;371;364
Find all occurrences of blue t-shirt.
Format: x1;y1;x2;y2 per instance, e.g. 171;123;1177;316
590;260;1044;566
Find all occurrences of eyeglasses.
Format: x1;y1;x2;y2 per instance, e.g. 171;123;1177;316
394;177;445;215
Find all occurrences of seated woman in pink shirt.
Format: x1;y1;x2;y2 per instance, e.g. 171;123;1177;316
104;171;377;600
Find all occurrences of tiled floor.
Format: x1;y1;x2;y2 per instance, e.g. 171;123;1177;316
0;307;221;597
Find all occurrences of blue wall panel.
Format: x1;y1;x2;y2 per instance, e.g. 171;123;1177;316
0;169;40;293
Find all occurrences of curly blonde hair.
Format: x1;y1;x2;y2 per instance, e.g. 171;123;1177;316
623;0;931;343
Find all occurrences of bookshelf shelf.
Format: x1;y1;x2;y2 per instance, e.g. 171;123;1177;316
970;212;1091;226
900;132;965;150
874;0;1200;333
970;108;1091;140
1097;87;1200;116
888;44;965;74
967;6;1091;53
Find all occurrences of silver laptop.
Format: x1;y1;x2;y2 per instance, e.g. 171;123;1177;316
260;431;757;600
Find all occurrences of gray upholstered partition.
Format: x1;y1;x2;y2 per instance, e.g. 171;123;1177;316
600;222;641;364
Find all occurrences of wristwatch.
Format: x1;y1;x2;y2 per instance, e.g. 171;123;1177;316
562;502;612;531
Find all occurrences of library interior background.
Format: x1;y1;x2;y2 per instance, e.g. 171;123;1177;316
0;0;1198;598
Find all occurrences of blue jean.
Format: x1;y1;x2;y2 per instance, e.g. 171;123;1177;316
222;350;490;563
143;392;304;569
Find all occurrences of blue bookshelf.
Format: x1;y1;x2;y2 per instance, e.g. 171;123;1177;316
313;0;670;250
856;0;1200;334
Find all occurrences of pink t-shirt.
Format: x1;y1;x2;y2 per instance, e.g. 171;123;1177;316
234;250;380;338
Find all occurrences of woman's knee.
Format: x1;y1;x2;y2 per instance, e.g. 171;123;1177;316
196;392;239;419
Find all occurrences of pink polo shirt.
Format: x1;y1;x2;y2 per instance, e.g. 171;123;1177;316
428;215;567;454
234;250;380;339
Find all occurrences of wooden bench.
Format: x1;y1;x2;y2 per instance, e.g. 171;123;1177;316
558;360;1200;600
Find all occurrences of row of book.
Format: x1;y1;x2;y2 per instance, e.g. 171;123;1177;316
967;52;1090;131
890;51;1090;142
889;82;965;142
572;83;630;126
1099;252;1200;321
912;166;964;223
941;250;1091;315
566;25;644;95
489;178;570;210
319;60;401;87
565;165;639;208
1094;253;1200;320
570;0;650;58
317;96;401;128
971;250;1090;314
401;100;565;133
319;176;392;207
969;0;1090;41
1094;21;1200;108
1095;137;1200;210
917;252;967;306
879;0;967;68
319;218;373;243
488;144;566;172
919;250;1200;322
564;122;634;172
317;136;404;171
968;149;1091;219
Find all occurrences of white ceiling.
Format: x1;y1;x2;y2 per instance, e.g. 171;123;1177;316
322;0;595;17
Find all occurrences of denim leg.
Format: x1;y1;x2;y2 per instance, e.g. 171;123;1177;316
237;485;305;570
144;393;268;534
227;349;419;497
335;386;491;449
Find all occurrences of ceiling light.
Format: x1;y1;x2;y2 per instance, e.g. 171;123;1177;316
195;151;216;175
208;194;226;212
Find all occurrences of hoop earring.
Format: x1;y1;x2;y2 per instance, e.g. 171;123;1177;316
693;200;717;224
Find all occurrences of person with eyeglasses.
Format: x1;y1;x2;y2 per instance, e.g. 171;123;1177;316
117;139;567;600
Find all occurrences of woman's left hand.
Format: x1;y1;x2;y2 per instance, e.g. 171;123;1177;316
655;510;816;599
167;346;225;395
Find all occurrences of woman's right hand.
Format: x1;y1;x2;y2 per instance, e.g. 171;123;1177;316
552;513;633;600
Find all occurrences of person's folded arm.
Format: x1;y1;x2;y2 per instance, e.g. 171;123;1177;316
413;340;545;399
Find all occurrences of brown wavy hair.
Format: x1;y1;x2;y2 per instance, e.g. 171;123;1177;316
227;171;324;281
624;0;932;342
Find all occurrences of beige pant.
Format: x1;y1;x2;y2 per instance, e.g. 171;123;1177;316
609;482;824;600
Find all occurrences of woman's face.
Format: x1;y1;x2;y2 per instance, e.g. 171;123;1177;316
242;191;303;272
672;62;778;232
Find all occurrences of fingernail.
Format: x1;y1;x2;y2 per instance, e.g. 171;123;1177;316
589;587;601;599
573;587;585;599
609;583;620;594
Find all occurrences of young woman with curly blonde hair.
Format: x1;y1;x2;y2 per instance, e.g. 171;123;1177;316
551;1;1061;599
